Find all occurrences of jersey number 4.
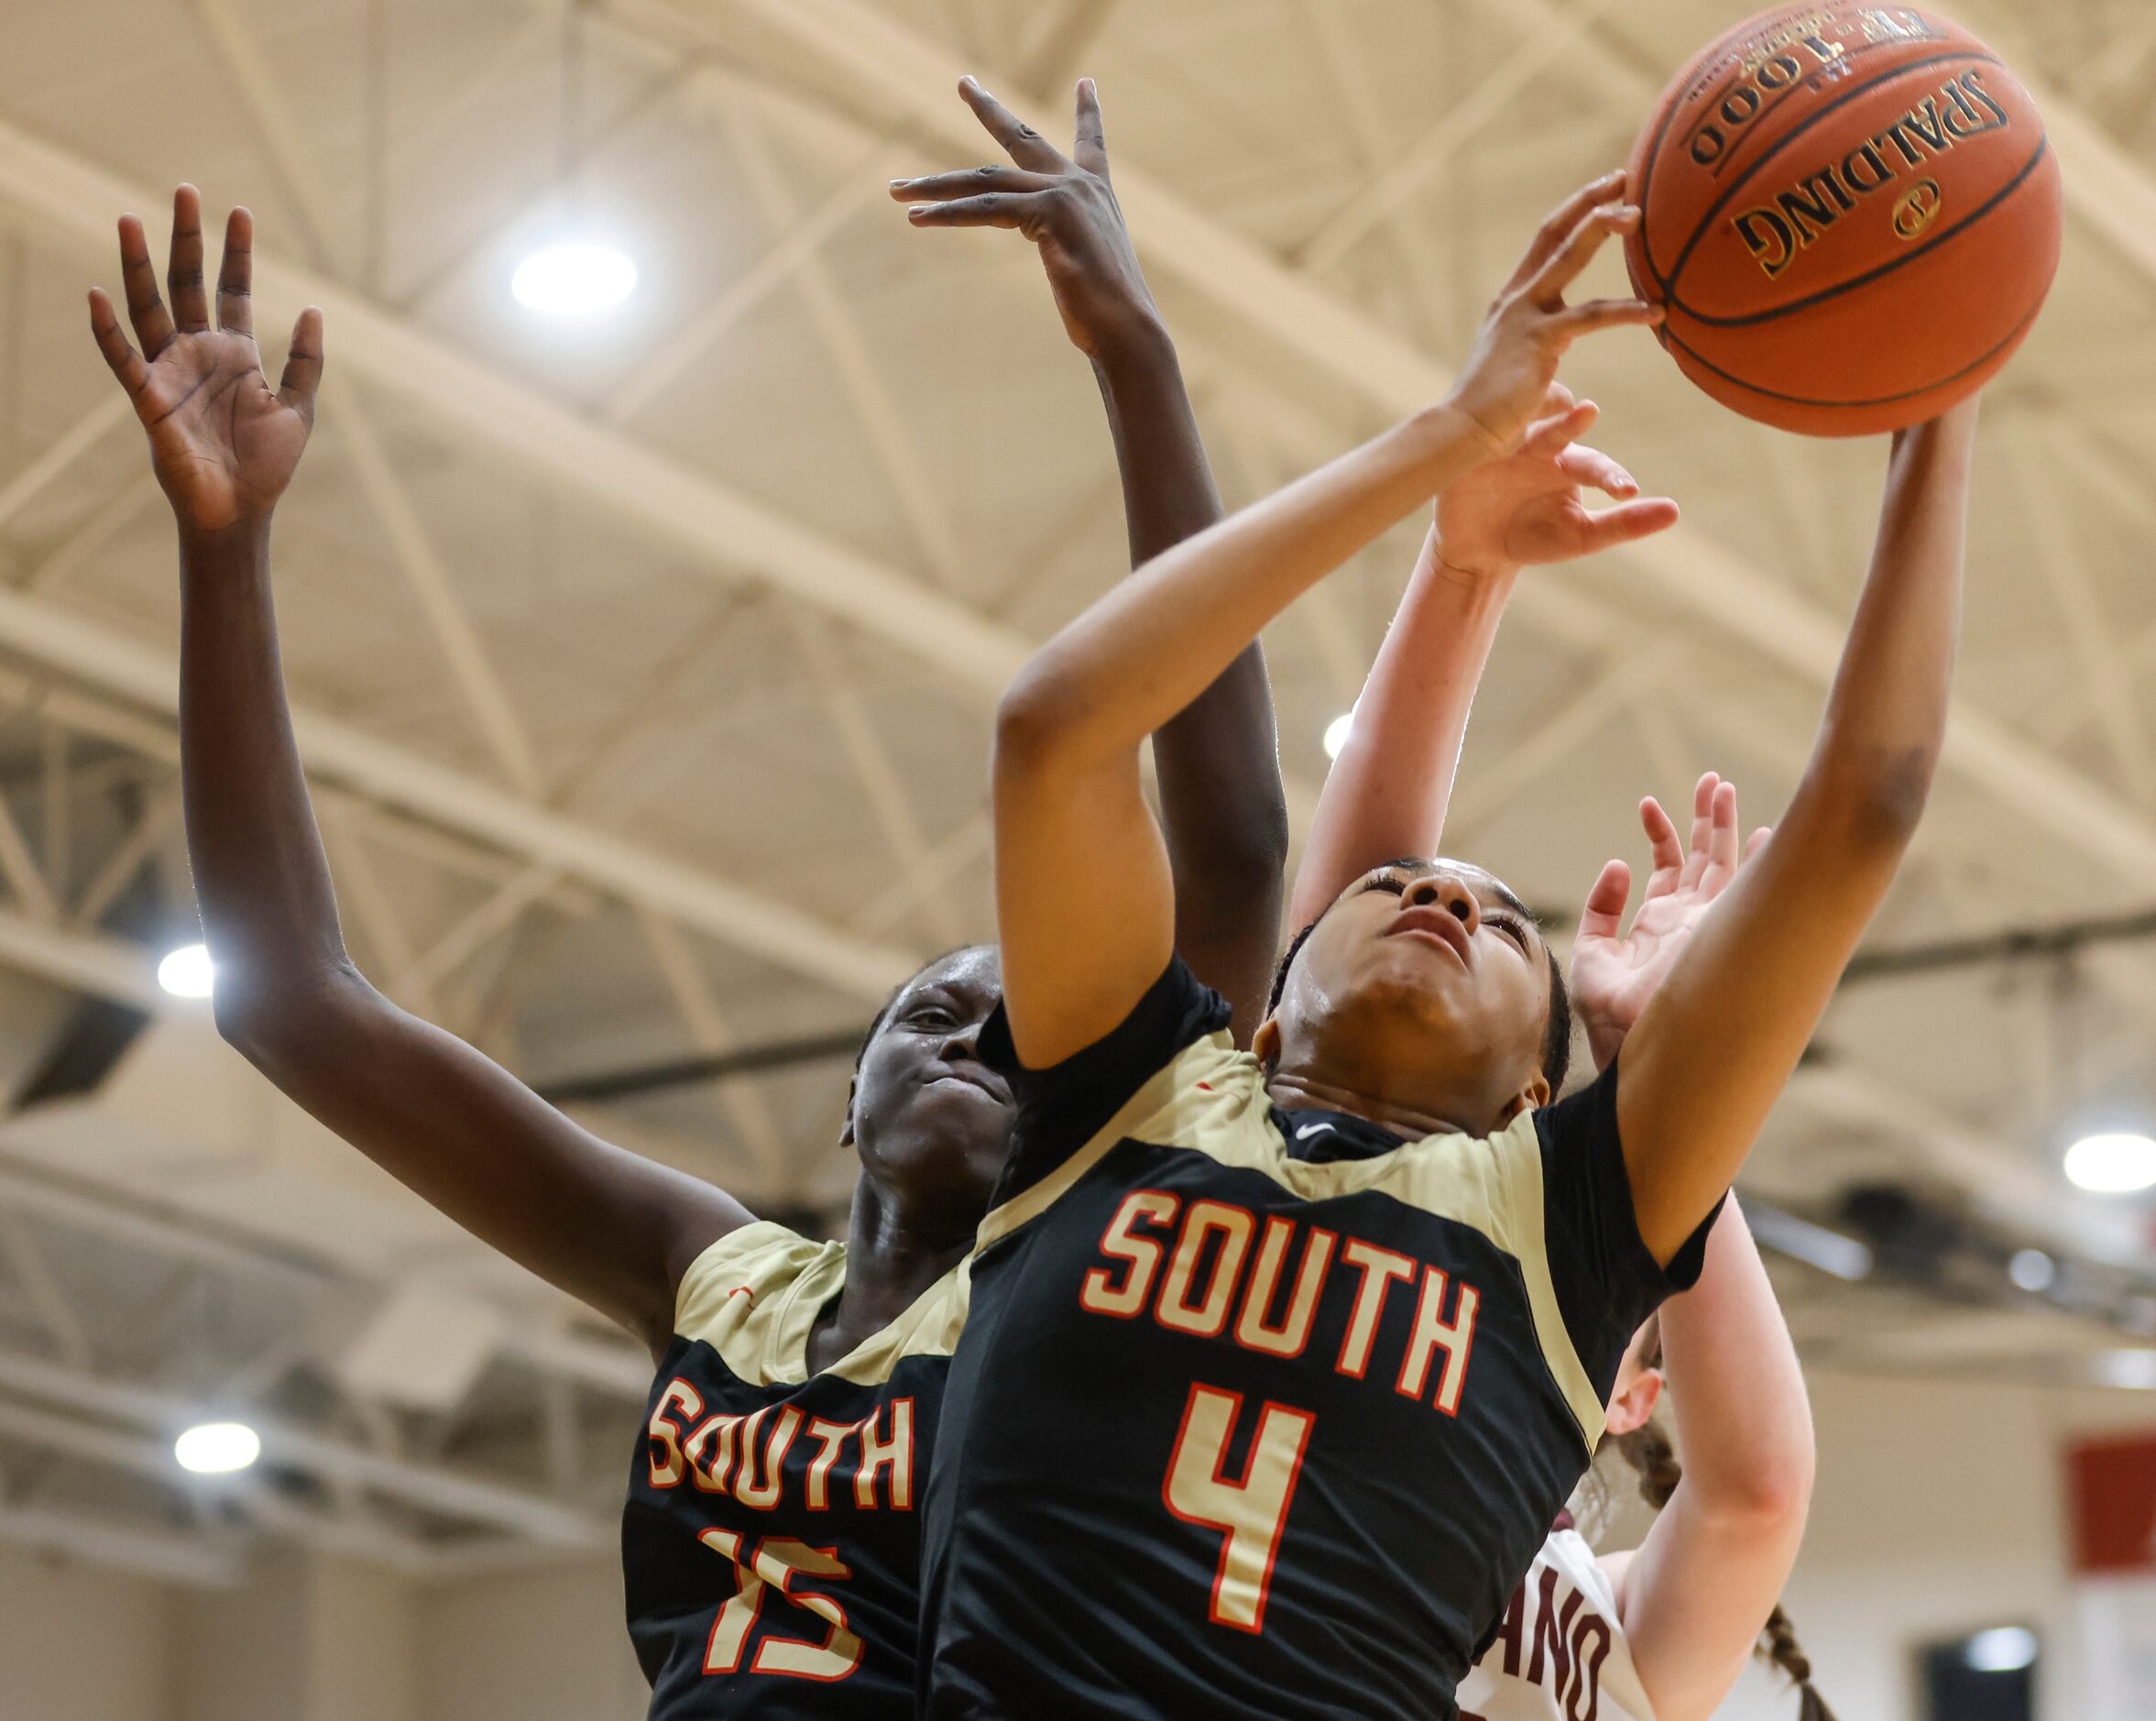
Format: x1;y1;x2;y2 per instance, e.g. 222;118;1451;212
697;1529;863;1681
1161;1383;1315;1634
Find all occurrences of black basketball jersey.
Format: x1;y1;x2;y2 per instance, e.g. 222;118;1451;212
918;959;1714;1720
624;1223;967;1717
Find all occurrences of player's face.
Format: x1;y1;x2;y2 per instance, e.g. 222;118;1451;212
847;947;1011;1227
1270;860;1551;1132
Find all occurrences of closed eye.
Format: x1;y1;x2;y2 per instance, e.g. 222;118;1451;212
1359;874;1408;898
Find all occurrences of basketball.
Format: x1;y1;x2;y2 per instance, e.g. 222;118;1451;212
1625;3;2063;435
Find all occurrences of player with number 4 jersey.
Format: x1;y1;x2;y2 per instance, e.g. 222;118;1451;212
936;137;1970;1711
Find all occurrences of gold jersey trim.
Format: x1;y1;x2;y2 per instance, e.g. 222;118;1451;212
674;1222;972;1389
974;1035;1606;1447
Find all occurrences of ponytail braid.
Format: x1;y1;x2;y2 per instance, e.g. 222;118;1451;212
1612;1355;1837;1719
1757;1604;1837;1721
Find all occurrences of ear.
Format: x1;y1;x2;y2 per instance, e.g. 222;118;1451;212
1603;1365;1664;1437
1251;1014;1282;1067
1494;1071;1551;1127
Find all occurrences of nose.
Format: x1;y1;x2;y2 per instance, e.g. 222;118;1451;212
1404;871;1480;933
938;1017;984;1063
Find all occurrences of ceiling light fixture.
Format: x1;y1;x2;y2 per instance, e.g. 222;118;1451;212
174;1421;261;1475
2007;1248;2055;1293
2063;1132;2156;1194
157;942;214;999
511;242;638;317
1963;1626;2038;1674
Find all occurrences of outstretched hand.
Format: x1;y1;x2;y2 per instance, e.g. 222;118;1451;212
1446;170;1660;457
1435;382;1679;579
1570;773;1771;1073
87;186;323;537
891;77;1159;358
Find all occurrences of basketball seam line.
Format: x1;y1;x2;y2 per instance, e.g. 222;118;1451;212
1657;292;2043;411
1670;133;2051;331
1634;5;1850;290
1662;49;1999;300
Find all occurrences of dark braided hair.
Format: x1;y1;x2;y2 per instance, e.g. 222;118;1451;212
1264;918;1573;1096
1612;1321;1837;1721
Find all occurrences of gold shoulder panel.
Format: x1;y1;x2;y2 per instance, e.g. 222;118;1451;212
972;1043;1604;1443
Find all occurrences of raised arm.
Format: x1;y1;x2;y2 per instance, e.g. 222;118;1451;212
1608;1206;1813;1721
1614;400;1978;1260
895;79;1286;1042
989;173;1658;1066
1288;388;1677;927
1568;789;1812;1721
89;191;749;1357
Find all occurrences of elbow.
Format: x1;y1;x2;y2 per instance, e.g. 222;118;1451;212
212;960;372;1081
1695;1436;1815;1535
993;663;1089;783
1174;795;1289;904
1809;740;1938;856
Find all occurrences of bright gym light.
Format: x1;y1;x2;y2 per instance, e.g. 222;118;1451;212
1322;713;1353;761
2063;1132;2156;1194
174;1421;261;1475
2007;1249;2055;1293
1963;1626;2037;1673
511;242;638;316
157;942;214;999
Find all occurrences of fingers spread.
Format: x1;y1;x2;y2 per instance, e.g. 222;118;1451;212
1708;777;1741;870
1524;400;1596;457
1072;77;1108;176
1554;296;1664;339
1528;203;1637;309
216;205;254;335
117;214;175;357
958;76;1063;169
1555;441;1633;495
904;193;1035;230
1505;169;1627;297
277;306;325;420
1576;858;1633;942
1574;497;1680;550
1639;795;1683;880
891;166;1056;202
86;289;151;402
168;184;210;334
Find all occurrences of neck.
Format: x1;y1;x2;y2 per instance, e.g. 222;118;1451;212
827;1175;974;1342
1265;1069;1503;1140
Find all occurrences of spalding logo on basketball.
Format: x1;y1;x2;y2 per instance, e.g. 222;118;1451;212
1625;4;2063;436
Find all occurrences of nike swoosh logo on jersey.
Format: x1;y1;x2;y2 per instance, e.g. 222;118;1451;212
1295;1121;1337;1141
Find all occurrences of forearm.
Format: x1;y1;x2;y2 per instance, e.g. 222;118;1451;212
177;517;356;1026
1617;406;1975;1255
1658;1205;1812;1520
1000;403;1492;772
1288;530;1513;928
1095;327;1287;1038
1616;1206;1811;1721
1788;401;1975;848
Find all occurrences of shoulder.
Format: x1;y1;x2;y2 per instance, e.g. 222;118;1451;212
673;1222;837;1371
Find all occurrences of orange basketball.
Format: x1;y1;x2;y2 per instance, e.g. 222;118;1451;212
1625;3;2063;436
